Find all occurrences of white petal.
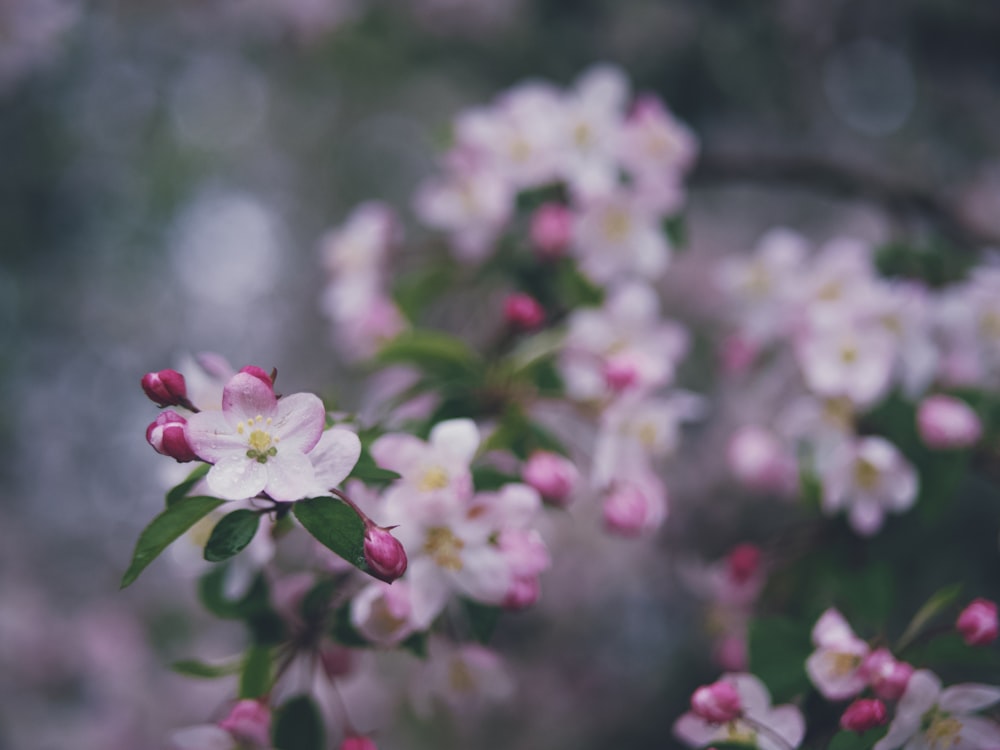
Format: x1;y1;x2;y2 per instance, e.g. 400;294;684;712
672;713;720;748
939;683;1000;714
272;392;326;453
310;428;362;489
185;410;247;463
169;725;236;750
265;451;320;502
206;455;267;500
222;372;277;422
429;419;480;465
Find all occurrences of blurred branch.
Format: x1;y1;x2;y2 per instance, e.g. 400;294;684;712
692;148;1000;251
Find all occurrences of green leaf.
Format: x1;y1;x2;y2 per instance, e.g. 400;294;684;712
121;495;225;588
349;449;402;486
401;631;429;659
472;465;519;491
239;645;272;699
203;509;260;563
464;599;503;644
748;617;812;703
329;602;370;648
828;728;888;750
393;266;456;322
197;568;287;645
374;330;484;385
905;632;1000;673
663;214;687;250
170;657;242;679
293;497;367;574
166;463;210;507
897;583;964;652
273;695;324;750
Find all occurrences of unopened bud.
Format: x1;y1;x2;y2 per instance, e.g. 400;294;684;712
604;353;641;392
146;411;198;462
529;202;573;258
917;394;982;450
503;576;541;611
219;700;271;747
726;543;762;586
839;698;888;734
522;451;578;507
340;736;378;750
690;680;742;723
141;369;188;408
727;426;796;494
240;365;276;388
319;643;357;679
503;293;545;331
957;598;998;646
862;648;913;701
602;481;666;536
363;524;408;583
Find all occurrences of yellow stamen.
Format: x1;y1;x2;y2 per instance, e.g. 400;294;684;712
423;527;464;571
418;466;450;492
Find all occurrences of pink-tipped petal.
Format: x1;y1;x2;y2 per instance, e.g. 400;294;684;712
272;393;326;453
222;372;277;423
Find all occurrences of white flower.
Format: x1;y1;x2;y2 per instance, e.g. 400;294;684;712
805;608;870;700
874;670;1000;750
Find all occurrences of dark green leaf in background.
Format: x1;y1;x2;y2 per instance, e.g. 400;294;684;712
239;645;272;699
748;616;812;703
273;695;324;750
293;496;367;573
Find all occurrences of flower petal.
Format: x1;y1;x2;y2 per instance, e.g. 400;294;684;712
222;372;277;422
310;428;362;489
429;418;480;465
206;454;267;500
939;683;1000;714
264;451;319;503
272;393;326;453
185;410;247;463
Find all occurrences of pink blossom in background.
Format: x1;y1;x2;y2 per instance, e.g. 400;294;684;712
873;670;1000;750
806;608;870;701
529;202;574;258
674;673;805;750
956;598;999;647
917;394;983;449
840;698;888;733
862;648;914;701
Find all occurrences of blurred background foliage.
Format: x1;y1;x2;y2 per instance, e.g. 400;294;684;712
2;1;1000;748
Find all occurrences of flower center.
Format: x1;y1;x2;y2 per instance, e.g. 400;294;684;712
828;651;862;676
602;208;631;243
925;715;962;748
238;415;278;463
724;722;757;744
424;526;464;571
854;458;881;490
449;659;476;693
418;465;450;492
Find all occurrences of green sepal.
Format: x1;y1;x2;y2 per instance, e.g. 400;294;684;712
272;695;324;750
170;657;242;679
896;582;963;653
204;509;260;562
121;495;225;588
293;496;368;574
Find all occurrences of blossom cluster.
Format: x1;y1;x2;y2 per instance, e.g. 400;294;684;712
720;230;990;536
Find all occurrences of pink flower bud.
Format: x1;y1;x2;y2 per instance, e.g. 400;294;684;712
839;698;888;733
522;451;578;506
219;700;271;747
726;426;796;495
503;576;541;611
529;202;573;258
146;411;198;462
917;395;982;450
363;525;408;583
957;598;999;646
340;736;378;750
714;635;748;671
503;293;545;331
240;365;276;388
690;680;742;723
726;543;762;586
862;648;913;701
604;353;641;392
719;335;758;376
141;369;188;408
602;480;667;536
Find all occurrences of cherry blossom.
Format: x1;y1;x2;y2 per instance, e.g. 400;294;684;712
806;608;870;700
184;371;327;502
